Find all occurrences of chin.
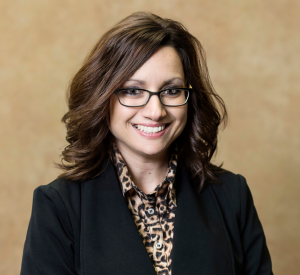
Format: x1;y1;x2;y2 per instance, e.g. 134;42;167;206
135;144;168;157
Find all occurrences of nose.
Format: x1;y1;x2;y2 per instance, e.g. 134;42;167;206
142;94;167;121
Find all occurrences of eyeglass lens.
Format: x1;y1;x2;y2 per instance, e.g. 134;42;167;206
118;89;189;106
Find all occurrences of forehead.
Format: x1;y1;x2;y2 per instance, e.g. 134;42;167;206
126;46;185;86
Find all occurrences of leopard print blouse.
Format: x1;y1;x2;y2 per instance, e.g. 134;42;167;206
111;143;178;275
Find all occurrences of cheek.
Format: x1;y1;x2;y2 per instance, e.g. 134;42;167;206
175;106;188;129
109;97;138;133
174;107;188;139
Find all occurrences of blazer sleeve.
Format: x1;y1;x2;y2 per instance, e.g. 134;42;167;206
238;174;273;275
21;185;77;275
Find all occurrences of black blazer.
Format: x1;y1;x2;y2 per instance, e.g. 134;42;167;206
21;160;273;275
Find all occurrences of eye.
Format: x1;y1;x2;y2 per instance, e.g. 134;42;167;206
162;88;182;96
119;88;146;99
123;89;143;96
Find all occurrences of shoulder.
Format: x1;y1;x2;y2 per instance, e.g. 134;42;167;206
32;160;115;213
34;177;81;203
212;168;248;197
32;178;83;226
206;168;254;221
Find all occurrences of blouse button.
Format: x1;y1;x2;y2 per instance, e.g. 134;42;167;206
156;242;162;249
148;208;154;215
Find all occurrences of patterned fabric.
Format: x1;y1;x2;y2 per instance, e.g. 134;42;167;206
111;143;178;275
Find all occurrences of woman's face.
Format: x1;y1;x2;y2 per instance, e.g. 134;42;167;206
109;46;188;160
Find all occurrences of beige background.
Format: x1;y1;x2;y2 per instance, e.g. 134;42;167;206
1;0;299;274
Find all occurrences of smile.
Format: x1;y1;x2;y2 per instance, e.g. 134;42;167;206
133;124;168;134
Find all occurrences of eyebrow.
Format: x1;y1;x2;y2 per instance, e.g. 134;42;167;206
125;78;146;85
125;77;185;87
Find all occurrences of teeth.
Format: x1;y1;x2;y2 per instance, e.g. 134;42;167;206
135;124;166;134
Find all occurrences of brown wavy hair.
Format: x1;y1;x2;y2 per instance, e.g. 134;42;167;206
57;12;227;189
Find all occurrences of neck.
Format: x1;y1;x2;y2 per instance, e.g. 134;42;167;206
115;142;169;194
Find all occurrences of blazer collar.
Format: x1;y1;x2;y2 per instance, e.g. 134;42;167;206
80;160;233;275
80;159;156;275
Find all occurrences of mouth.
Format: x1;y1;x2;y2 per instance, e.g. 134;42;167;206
132;124;170;134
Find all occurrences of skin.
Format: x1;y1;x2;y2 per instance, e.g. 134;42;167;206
109;46;188;194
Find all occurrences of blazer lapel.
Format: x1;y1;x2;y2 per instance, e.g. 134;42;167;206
80;160;156;275
172;166;234;275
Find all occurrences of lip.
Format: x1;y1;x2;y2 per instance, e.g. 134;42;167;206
131;123;170;138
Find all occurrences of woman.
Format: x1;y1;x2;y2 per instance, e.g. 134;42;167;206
21;12;273;275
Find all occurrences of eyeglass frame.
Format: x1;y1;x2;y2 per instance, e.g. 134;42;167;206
113;87;193;107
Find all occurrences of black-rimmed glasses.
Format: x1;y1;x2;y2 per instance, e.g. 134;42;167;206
114;88;192;107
